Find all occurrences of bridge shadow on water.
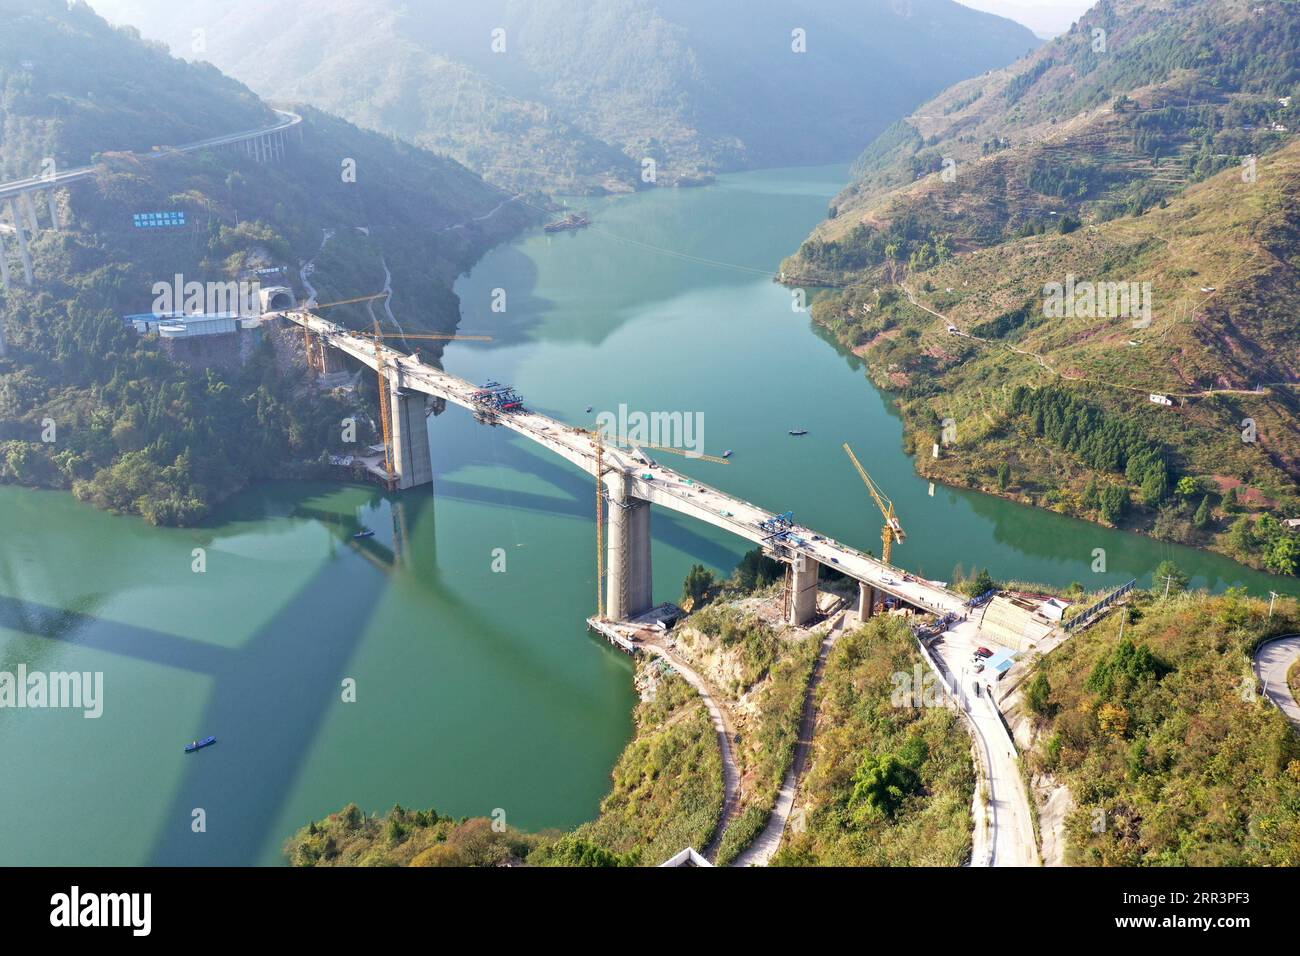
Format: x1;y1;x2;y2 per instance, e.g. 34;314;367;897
2;441;749;864
146;550;390;865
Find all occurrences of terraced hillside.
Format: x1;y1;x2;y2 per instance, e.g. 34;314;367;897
785;0;1300;575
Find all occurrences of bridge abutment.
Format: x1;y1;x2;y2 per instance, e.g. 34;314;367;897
786;554;820;626
388;384;433;490
606;477;653;620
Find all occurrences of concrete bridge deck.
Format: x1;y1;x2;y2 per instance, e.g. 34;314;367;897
279;309;969;624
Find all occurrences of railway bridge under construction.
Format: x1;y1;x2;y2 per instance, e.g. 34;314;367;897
277;308;970;627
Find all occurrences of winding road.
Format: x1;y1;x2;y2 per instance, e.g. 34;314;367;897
1255;634;1300;730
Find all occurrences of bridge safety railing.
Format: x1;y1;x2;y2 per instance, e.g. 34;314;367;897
1064;579;1137;632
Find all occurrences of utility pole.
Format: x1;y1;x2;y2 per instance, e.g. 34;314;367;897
1163;574;1174;599
1268;590;1279;619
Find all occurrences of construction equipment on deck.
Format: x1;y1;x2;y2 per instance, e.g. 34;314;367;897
843;442;905;564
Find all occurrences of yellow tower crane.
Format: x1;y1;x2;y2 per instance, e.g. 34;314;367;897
843;442;906;564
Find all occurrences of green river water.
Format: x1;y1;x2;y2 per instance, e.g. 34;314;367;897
1;164;1295;865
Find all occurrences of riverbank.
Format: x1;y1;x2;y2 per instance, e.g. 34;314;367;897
802;280;1300;583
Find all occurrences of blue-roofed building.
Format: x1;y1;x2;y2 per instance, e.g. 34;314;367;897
984;649;1016;679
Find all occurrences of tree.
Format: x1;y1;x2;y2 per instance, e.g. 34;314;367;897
1100;484;1129;525
1265;535;1300;576
1025;672;1052;716
1140;466;1170;507
1082;475;1100;511
734;548;783;592
957;567;997;598
1193;494;1212;529
1175;476;1204;498
850;752;919;822
997;462;1011;491
682;564;716;606
1227;516;1256;558
1153;560;1188;596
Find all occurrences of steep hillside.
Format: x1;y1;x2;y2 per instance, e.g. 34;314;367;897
0;1;534;523
89;0;1038;193
782;0;1300;575
1016;586;1300;865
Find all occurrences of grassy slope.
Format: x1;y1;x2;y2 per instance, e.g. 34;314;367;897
568;667;724;864
773;616;975;866
667;599;819;865
1023;589;1300;865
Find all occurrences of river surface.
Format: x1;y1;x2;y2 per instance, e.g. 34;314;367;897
1;164;1294;865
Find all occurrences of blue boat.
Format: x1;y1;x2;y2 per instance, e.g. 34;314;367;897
185;736;217;753
722;449;733;458
352;529;375;539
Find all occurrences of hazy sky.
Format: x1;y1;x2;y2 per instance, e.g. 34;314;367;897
957;0;1095;38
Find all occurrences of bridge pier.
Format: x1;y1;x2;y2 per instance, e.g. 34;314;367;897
45;188;59;231
320;339;345;373
858;582;876;620
388;383;433;490
0;226;10;290
605;476;653;620
7;199;33;285
21;191;40;234
786;554;820;626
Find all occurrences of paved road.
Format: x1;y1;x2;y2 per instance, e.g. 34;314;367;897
1255;634;1300;730
929;619;1039;867
731;611;848;866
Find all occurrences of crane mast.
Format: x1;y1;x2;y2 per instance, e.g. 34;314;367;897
843;442;906;564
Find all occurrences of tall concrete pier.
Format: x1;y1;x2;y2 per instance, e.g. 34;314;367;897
787;554;820;626
605;475;654;620
858;582;876;619
7;199;34;285
388;385;433;490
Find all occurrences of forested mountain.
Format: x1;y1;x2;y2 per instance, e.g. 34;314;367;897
88;0;1039;193
0;1;534;524
783;0;1300;574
